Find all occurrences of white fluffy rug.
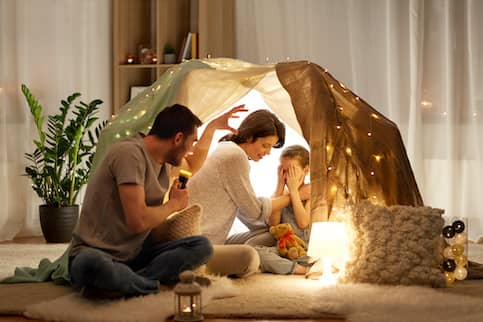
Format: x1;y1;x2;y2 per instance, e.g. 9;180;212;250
312;282;483;322
25;277;238;322
20;274;483;322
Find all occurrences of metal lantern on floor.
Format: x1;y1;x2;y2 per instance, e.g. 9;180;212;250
174;270;203;322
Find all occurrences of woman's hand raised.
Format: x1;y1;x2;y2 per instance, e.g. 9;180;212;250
206;104;248;134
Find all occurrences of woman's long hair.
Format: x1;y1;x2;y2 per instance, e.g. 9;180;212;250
220;109;285;148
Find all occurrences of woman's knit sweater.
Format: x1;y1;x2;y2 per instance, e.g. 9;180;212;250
188;141;271;244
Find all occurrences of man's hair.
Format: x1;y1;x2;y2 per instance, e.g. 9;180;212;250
220;109;285;148
148;104;202;139
280;145;310;168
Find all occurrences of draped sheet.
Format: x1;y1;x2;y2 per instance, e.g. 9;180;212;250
94;58;423;222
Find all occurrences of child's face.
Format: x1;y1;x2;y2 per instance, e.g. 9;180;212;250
280;157;306;175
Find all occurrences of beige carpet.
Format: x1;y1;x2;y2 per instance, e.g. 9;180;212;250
2;243;483;322
0;242;68;281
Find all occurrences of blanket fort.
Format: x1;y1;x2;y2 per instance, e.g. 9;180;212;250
95;58;423;221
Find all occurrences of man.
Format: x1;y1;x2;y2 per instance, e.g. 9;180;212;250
69;104;246;298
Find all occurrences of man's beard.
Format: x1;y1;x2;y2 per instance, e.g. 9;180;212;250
165;144;184;166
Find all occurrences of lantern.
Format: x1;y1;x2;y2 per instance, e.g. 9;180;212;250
174;271;203;322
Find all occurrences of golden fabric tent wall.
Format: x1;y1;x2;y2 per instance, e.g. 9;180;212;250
96;58;423;222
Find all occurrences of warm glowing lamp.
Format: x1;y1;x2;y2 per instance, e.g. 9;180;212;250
307;222;349;285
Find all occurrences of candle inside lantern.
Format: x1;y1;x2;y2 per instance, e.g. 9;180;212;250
174;271;202;322
182;306;191;313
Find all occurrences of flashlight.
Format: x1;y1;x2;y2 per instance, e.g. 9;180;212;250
178;169;192;189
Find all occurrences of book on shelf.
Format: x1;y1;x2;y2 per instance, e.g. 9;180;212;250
178;32;198;62
191;32;198;59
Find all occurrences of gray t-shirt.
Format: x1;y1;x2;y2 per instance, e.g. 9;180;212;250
70;134;172;262
280;204;310;244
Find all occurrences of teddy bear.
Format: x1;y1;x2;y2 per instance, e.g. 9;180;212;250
269;223;307;260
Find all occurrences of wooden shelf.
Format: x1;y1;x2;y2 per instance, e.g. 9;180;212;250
112;0;234;114
119;64;177;69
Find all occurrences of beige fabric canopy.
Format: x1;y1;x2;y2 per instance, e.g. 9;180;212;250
97;58;423;222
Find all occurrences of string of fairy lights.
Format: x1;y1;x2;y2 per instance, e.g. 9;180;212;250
322;66;384;213
107;58;468;285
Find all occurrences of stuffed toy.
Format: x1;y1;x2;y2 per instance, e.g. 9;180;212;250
269;223;307;260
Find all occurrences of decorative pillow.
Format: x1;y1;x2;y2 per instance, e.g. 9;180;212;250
341;200;446;287
150;203;202;243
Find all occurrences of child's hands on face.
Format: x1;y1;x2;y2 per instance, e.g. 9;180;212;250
277;164;285;185
285;163;305;192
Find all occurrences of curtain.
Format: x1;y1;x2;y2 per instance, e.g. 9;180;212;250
235;0;483;240
0;0;111;240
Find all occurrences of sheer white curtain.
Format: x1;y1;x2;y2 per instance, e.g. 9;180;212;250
235;0;483;240
0;0;111;240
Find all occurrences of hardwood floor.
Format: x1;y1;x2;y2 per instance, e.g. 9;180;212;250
0;318;344;322
0;237;345;322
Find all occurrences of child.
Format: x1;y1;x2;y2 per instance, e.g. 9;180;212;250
255;145;311;275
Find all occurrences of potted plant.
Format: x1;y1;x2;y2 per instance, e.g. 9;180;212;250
163;43;177;64
22;84;106;243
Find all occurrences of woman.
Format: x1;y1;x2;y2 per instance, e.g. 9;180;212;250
189;109;309;277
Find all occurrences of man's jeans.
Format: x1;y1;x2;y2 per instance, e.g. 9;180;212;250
69;236;213;297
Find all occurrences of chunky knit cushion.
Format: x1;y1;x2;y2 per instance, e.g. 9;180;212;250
150;204;202;242
341;200;446;287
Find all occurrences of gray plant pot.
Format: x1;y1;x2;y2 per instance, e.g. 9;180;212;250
39;205;79;243
164;53;177;64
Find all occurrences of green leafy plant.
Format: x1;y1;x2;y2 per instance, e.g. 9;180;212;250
22;84;107;207
164;43;176;55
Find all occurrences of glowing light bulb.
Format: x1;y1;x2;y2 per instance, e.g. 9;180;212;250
367;132;372;137
327;166;333;171
454;266;468;280
370;171;375;176
330;185;338;194
443;246;454;259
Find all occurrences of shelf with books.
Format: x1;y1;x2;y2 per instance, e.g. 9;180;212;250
112;0;234;114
